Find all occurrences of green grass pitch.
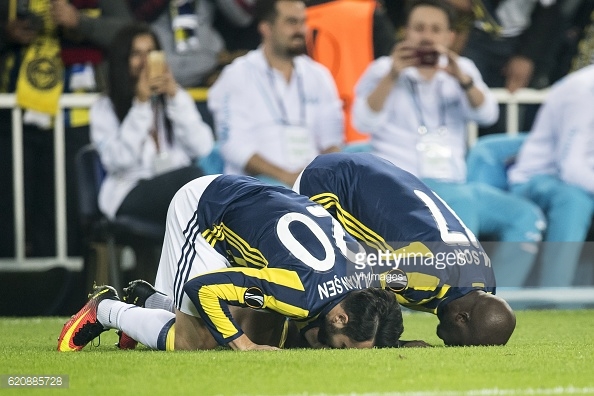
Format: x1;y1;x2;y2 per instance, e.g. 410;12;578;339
1;310;593;395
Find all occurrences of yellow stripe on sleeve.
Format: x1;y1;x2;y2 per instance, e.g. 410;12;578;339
198;283;244;340
309;193;391;252
194;267;310;340
222;225;268;267
201;223;268;267
406;272;440;291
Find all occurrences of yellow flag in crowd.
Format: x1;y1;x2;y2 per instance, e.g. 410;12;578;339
15;0;64;115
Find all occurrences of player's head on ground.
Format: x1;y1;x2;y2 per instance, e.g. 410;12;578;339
318;288;403;349
436;291;516;346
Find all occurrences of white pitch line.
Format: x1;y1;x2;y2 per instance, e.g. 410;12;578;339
290;387;594;396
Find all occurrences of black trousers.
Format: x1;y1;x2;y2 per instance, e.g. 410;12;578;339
116;166;205;225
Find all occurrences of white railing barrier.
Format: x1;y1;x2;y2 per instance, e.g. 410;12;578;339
0;93;98;271
0;88;549;271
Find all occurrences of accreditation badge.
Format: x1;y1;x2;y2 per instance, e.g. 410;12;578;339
283;125;316;168
416;127;454;180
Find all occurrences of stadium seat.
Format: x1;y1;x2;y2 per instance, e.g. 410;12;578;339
466;133;527;191
198;143;224;175
75;145;165;292
342;142;372;153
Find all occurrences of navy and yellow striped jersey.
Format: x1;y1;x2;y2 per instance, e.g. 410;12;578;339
296;153;496;315
183;175;373;345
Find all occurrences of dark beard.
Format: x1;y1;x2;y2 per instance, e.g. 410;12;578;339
317;317;340;346
286;43;307;57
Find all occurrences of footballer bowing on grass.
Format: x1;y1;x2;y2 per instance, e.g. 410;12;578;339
59;174;403;351
294;153;516;346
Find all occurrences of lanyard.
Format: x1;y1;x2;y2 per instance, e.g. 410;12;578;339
266;66;306;126
408;78;446;134
151;96;161;153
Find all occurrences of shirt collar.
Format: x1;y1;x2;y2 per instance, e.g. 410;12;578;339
250;46;304;77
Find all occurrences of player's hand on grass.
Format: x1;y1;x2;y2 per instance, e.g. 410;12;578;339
244;343;280;351
398;340;432;348
228;334;280;351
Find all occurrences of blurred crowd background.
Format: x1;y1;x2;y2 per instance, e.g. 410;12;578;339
1;0;594;314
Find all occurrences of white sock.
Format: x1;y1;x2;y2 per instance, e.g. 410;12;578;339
97;300;127;329
145;293;174;313
97;300;174;350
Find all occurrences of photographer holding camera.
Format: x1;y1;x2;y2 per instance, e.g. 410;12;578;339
352;0;546;288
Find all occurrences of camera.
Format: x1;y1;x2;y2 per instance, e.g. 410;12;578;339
416;48;439;67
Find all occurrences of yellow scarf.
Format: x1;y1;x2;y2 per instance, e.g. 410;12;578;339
15;0;64;115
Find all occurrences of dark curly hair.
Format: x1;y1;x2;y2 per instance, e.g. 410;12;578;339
341;288;403;348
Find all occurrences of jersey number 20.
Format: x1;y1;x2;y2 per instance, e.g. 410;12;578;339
276;206;353;272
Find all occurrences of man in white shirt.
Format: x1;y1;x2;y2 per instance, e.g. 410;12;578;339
208;0;343;187
352;0;545;288
508;65;594;287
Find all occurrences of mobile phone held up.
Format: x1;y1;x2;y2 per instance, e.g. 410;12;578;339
148;51;166;79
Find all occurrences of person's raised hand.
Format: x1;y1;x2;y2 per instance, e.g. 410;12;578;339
147;65;178;98
389;41;419;79
437;44;472;86
5;19;37;45
51;0;81;29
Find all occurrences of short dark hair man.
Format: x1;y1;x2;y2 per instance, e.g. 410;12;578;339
208;0;343;187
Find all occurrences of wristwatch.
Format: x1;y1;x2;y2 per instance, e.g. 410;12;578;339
460;77;474;91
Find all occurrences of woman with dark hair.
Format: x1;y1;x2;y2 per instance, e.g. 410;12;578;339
90;23;213;224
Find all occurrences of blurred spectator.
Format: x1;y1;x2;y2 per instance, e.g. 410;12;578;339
52;0;133;95
127;0;255;88
52;0;133;49
214;1;260;52
208;0;343;187
508;64;594;287
352;0;545;287
383;0;474;54
55;0;133;256
461;0;563;135
90;23;213;224
463;0;562;92
0;0;131;257
549;0;594;83
305;0;396;142
570;0;594;71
